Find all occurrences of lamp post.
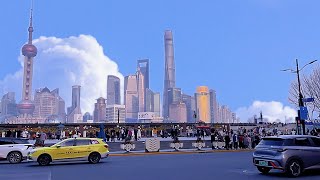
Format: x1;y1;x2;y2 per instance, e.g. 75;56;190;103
282;59;317;134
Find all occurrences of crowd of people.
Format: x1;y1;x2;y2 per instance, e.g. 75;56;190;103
1;125;320;148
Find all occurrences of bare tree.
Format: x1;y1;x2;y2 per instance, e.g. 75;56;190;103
289;66;320;118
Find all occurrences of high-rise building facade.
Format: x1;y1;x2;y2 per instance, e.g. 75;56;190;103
145;88;154;112
195;86;211;123
67;85;82;123
33;87;66;122
93;97;106;122
169;102;187;123
124;75;139;118
106;104;126;123
153;92;161;117
83;112;93;122
1;92;18;118
168;88;182;105
137;59;149;89
137;69;145;112
182;94;196;123
209;89;218;124
163;30;176;119
17;6;37;118
107;75;120;105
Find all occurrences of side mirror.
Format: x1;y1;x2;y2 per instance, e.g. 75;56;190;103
56;145;61;148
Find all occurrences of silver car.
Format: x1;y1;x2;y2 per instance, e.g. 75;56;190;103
253;135;320;177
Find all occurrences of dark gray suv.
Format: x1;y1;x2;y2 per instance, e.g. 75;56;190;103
253;135;320;177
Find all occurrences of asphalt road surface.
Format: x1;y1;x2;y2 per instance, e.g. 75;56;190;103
0;152;320;180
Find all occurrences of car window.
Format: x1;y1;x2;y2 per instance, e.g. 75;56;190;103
294;138;311;146
13;139;29;144
0;139;13;145
76;139;91;146
91;140;100;144
310;137;320;147
259;138;284;146
60;140;75;147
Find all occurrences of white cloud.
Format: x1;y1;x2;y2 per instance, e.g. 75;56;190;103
236;101;297;123
0;34;124;114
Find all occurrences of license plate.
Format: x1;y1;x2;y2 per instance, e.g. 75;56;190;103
258;160;268;166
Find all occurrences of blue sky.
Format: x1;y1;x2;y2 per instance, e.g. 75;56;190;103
1;0;319;118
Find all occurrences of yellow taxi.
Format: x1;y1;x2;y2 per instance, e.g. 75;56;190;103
28;138;109;166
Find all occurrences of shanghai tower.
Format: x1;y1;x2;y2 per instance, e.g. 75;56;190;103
163;30;176;119
17;2;37;117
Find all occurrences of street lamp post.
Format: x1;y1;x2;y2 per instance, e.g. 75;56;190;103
282;59;317;135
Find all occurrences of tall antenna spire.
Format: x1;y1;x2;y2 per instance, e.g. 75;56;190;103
28;0;34;44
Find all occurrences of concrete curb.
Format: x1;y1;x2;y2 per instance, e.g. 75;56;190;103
109;149;254;156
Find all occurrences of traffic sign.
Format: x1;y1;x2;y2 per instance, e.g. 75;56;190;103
303;98;314;102
299;106;308;120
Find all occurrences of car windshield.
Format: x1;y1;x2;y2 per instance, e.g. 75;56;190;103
259;138;285;146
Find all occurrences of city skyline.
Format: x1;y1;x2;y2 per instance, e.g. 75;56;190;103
1;0;313;122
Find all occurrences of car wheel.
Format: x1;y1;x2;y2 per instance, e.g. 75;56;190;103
7;152;22;164
257;166;271;174
37;154;51;166
286;159;303;177
88;152;101;164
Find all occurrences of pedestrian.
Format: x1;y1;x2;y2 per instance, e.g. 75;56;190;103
111;129;116;142
152;128;158;137
225;133;230;150
210;128;215;149
134;128;138;141
40;132;47;146
232;134;238;150
137;127;142;140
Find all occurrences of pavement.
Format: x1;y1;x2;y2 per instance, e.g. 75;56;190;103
1;151;320;180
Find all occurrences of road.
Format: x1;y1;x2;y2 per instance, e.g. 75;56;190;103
0;152;319;180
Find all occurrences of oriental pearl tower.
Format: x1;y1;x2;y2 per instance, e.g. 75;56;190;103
17;4;37;118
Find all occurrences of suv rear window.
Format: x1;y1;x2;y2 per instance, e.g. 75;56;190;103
294;138;311;146
259;138;294;146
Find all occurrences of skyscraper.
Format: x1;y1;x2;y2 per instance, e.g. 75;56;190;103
33;87;66;122
169;102;187;123
137;59;149;111
124;75;139;118
1;92;18;118
17;4;37;117
145;88;154;112
137;68;145;112
182;94;196;123
83;112;93;122
209;89;218;124
67;85;82;123
107;75;120;105
168;88;182;105
106;104;126;123
93;97;106;122
137;59;149;89
195;86;211;123
163;30;176;119
153;92;161;117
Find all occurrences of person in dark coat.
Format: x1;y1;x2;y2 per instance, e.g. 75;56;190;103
225;133;231;150
210;128;215;149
